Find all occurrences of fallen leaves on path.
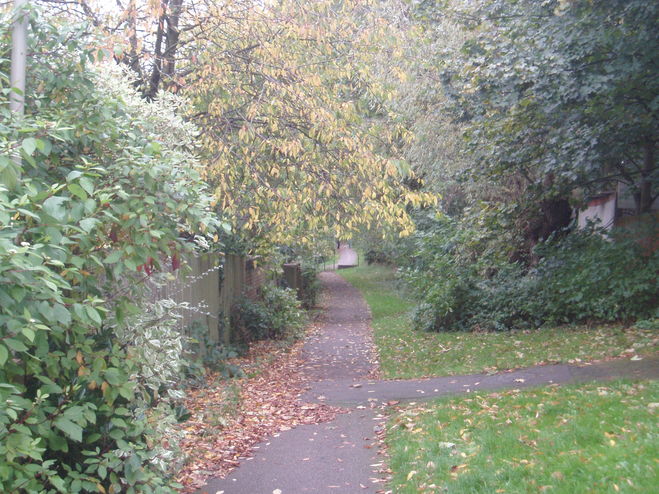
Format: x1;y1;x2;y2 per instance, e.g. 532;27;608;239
174;334;345;492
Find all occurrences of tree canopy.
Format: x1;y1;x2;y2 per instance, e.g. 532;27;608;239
184;0;431;247
406;0;657;213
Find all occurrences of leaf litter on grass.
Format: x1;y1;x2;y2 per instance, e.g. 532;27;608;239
174;331;345;492
386;380;659;493
342;264;658;380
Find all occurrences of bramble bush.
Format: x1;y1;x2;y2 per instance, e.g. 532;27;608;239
0;11;218;493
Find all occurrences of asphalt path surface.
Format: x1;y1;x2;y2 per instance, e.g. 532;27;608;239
199;249;659;494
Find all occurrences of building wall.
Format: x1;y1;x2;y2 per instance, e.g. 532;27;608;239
577;192;617;230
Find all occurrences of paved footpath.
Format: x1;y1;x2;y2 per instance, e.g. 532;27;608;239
199;265;659;494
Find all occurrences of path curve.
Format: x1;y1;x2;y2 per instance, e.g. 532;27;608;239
198;267;659;494
306;353;659;406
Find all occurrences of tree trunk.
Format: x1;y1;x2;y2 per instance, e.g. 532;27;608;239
639;139;655;214
126;0;144;83
163;0;184;91
145;0;170;100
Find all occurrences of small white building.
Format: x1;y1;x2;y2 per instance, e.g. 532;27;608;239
577;182;658;230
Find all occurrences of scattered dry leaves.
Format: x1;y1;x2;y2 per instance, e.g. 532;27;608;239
174;332;344;492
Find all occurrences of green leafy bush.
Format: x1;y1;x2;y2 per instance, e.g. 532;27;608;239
531;228;658;324
402;216;658;332
0;12;218;493
262;284;305;339
230;297;273;342
401;216;484;332
471;264;543;331
118;298;187;400
364;249;392;265
182;321;244;381
300;265;320;309
230;285;304;342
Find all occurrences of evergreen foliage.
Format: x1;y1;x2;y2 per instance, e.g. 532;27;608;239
0;12;217;492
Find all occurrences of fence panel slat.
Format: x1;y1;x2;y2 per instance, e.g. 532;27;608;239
147;253;268;347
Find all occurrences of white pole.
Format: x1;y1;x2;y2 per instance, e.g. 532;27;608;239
10;0;28;117
7;0;28;187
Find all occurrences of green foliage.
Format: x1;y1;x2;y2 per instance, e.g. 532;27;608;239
230;285;305;343
117;297;187;400
401;216;658;332
182;321;244;382
531;229;658;324
441;0;659;208
364;249;393;265
0;12;217;493
300;265;321;309
230;298;273;342
400;216;483;332
473;227;658;329
382;0;659;337
634;319;659;331
262;284;305;339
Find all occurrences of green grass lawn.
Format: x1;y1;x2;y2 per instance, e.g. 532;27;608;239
386;380;659;493
338;264;658;379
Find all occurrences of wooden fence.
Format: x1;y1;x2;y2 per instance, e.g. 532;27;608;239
283;262;302;299
147;253;267;345
219;255;266;344
146;253;222;341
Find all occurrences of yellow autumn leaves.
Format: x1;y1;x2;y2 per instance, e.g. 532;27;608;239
184;0;432;246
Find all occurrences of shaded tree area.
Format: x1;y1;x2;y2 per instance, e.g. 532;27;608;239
367;0;658;331
38;0;194;99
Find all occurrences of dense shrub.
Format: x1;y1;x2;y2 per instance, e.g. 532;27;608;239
471;264;544;331
300;265;321;308
230;297;273;341
182;321;244;382
230;285;304;342
262;284;305;338
402;216;658;332
531;228;658;323
402;216;486;331
0;13;217;493
364;249;392;265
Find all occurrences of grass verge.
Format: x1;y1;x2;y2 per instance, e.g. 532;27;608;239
386;379;659;493
338;264;658;379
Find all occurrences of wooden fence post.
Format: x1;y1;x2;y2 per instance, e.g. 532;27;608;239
219;254;246;345
283;262;303;300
